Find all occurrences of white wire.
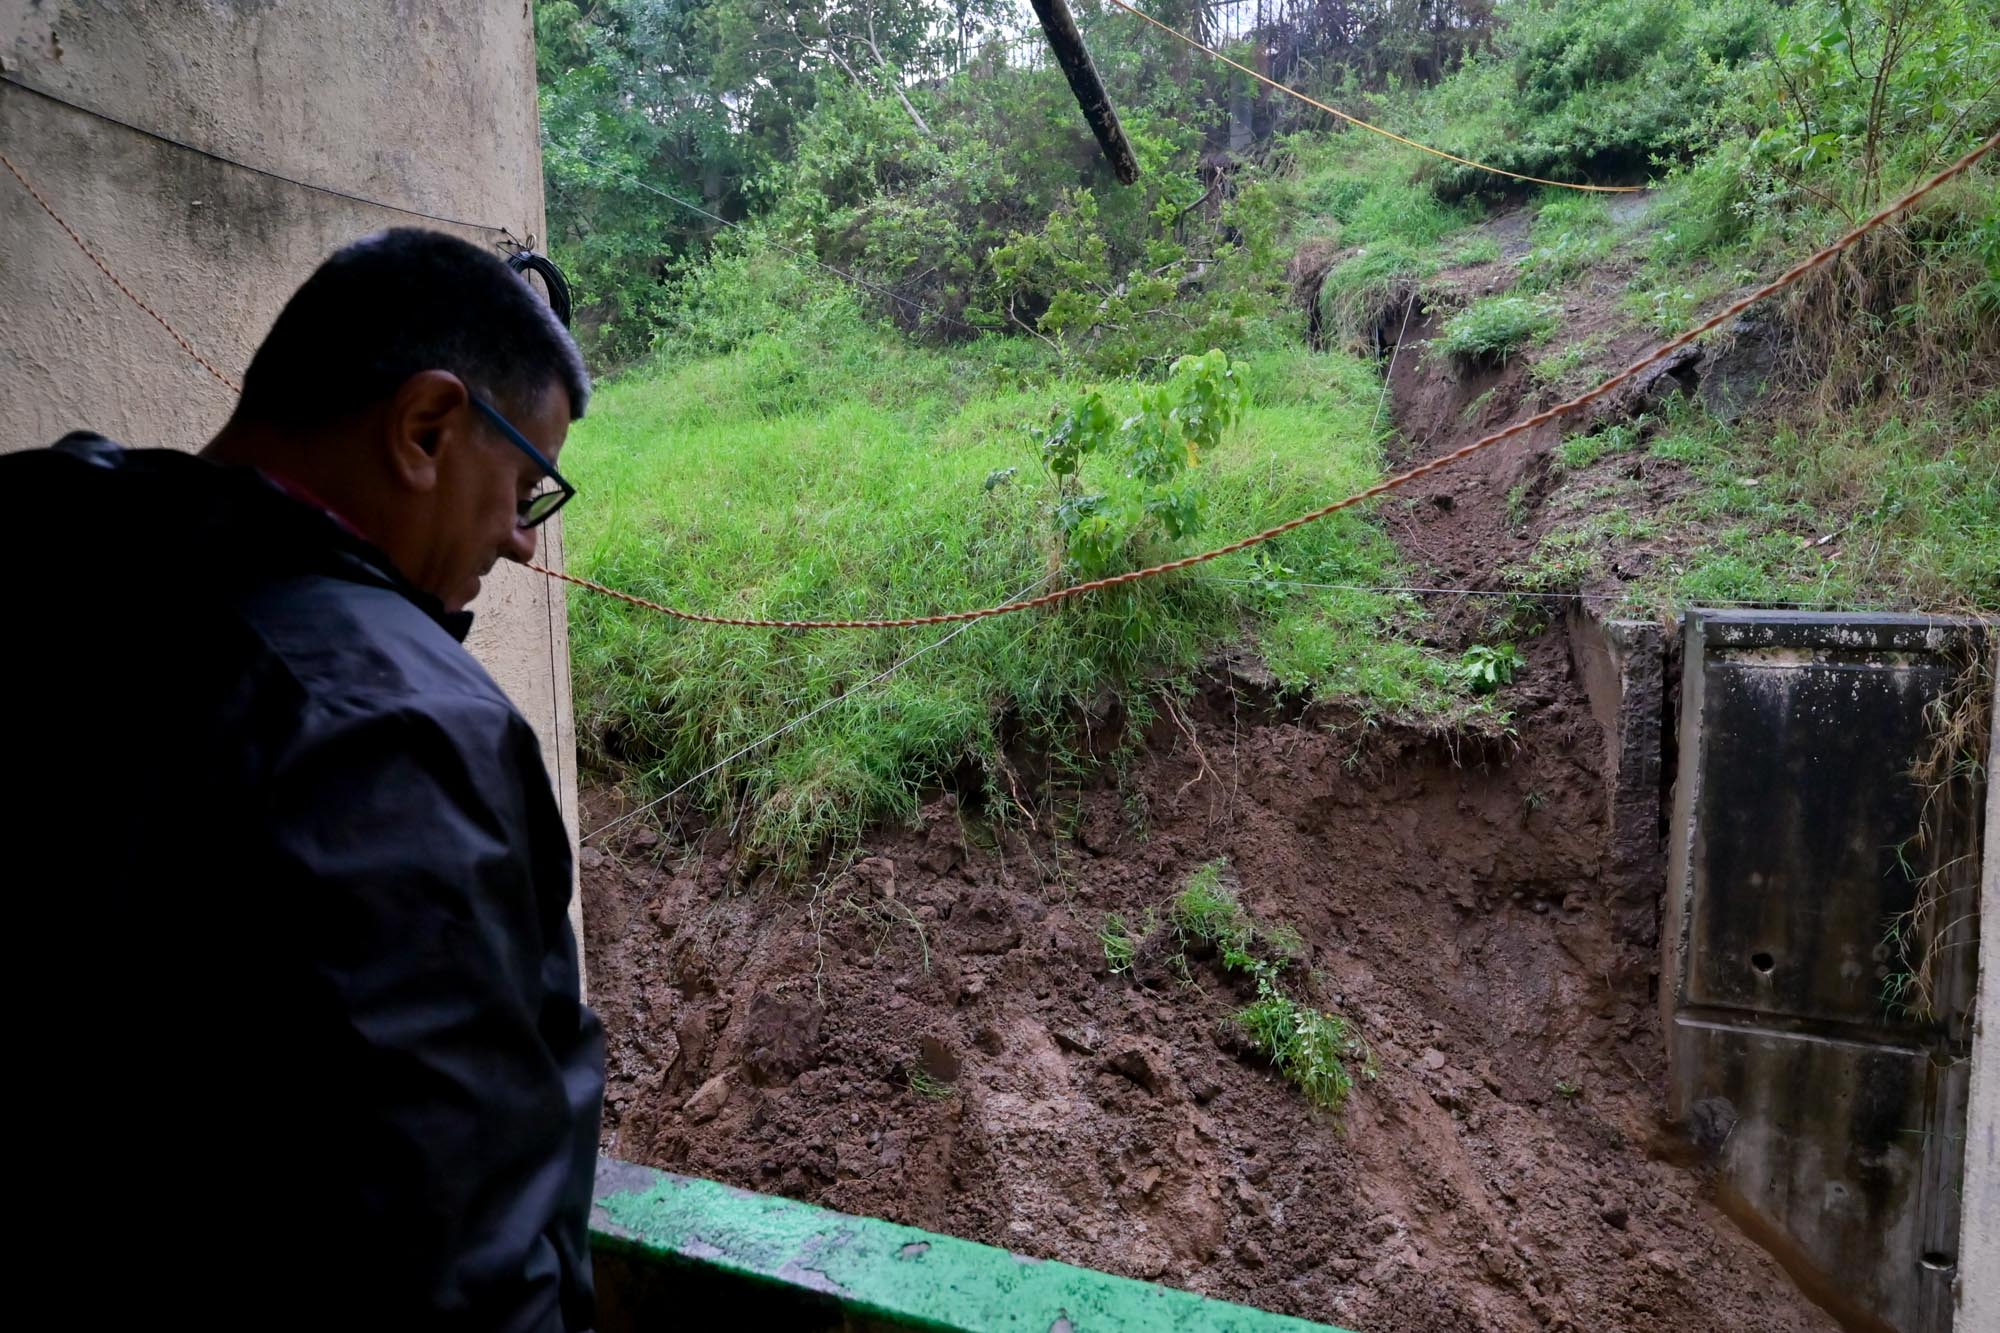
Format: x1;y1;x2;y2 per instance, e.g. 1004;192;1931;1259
586;571;1055;841
1371;292;1417;435
1201;574;1985;614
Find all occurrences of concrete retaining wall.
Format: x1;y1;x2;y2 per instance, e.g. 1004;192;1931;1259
1663;611;1988;1333
1959;666;1998;1329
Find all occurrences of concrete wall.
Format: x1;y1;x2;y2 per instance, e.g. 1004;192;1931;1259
1663;612;1986;1333
1959;668;1998;1327
0;3;580;945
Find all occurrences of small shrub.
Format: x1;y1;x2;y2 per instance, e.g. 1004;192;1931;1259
1460;643;1526;694
1433;296;1559;364
1236;975;1370;1112
1041;350;1246;577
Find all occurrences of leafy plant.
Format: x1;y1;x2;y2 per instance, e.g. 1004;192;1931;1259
1236;974;1371;1112
1041;350;1246;577
1433;296;1560;364
1460;643;1526;694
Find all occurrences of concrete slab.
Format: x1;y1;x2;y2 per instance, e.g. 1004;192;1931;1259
1664;610;1987;1333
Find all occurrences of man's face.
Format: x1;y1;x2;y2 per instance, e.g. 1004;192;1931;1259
431;384;572;613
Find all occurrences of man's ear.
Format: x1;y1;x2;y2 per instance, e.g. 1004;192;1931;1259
383;370;471;495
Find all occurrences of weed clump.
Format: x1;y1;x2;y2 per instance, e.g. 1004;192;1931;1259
1434;296;1559;365
1125;860;1373;1114
1237;979;1369;1113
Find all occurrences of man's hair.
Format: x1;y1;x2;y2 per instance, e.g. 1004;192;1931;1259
235;228;590;428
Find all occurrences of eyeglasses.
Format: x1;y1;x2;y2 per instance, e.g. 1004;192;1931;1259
468;394;577;529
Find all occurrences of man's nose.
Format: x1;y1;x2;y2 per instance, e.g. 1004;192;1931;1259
504;524;539;564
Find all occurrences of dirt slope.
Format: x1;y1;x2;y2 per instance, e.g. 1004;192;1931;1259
580;217;1839;1329
584;659;1831;1331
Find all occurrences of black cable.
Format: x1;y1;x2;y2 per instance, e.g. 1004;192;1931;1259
507;250;574;327
1;74;516;236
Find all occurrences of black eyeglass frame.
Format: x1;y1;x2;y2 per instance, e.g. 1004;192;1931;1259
468;394;576;529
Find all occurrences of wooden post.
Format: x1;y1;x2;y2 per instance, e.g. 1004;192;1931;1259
1027;0;1141;184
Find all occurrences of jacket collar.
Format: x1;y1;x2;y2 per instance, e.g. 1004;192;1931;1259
253;468;475;643
55;434;476;643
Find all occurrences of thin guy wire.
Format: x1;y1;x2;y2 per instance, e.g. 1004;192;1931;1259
586;572;1056;839
1102;0;1643;193
1;75;517;236
1;148;244;395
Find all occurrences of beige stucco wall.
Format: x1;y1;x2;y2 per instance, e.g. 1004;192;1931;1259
1961;671;1998;1325
0;1;581;956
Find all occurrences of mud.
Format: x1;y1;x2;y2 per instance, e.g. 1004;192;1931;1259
583;644;1832;1330
580;209;1839;1330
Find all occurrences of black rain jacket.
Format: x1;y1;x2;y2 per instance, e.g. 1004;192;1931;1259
5;435;603;1331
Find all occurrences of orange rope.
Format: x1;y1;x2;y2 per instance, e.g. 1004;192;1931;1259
1;148;244;395
8;125;1993;631
1102;0;1642;193
530;130;1997;631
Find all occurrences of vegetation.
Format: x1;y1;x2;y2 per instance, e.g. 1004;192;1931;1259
1459;643;1526;694
566;296;1483;868
1118;861;1372;1112
1432;294;1559;364
544;0;1999;869
1237;979;1369;1113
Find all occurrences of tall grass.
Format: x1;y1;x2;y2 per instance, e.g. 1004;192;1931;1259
564;273;1470;871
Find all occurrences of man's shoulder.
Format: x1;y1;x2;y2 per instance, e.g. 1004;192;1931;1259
245;574;520;725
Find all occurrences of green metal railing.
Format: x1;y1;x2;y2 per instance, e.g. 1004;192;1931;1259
591;1157;1352;1332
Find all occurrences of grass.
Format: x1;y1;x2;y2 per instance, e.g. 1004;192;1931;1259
1168;859;1257;971
1556;422;1641;471
1099;912;1140;974
1285;133;1484;349
565;284;1478;872
1116;861;1371;1113
1433;295;1559;365
1236;979;1369;1113
907;1069;956;1100
1518;192;1616;290
1450;235;1502;266
1529;335;1610;393
1504;393;1999;615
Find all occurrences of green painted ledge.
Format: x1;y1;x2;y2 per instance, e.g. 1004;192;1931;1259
590;1156;1353;1333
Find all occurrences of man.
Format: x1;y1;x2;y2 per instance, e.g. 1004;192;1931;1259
7;230;603;1330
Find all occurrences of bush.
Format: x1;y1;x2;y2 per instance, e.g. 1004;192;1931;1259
1433;295;1559;363
1427;0;1781;198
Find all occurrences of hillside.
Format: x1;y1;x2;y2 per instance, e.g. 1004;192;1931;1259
540;1;1996;1327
